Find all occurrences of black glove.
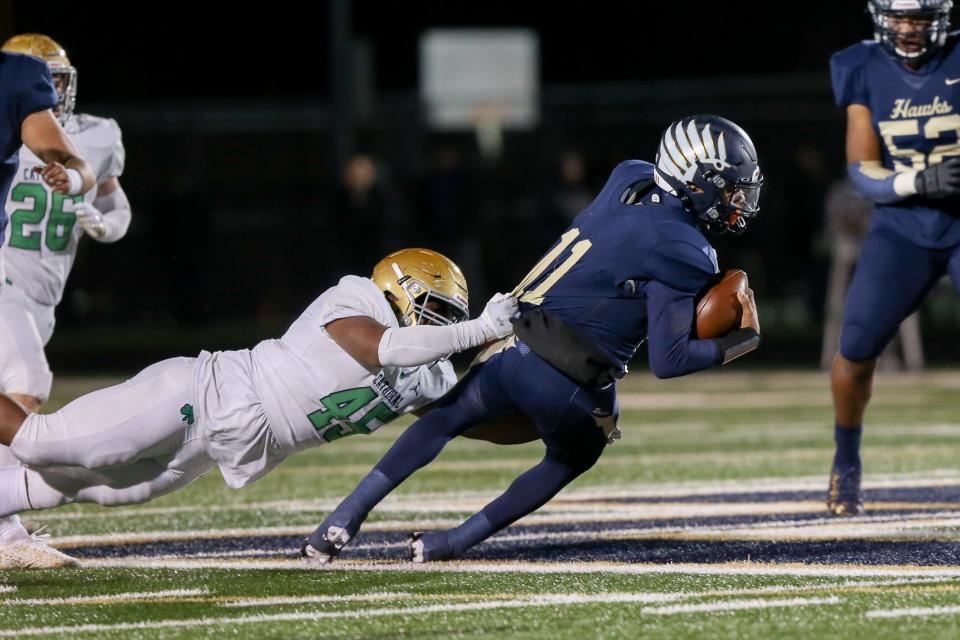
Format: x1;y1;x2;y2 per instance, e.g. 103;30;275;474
915;158;960;199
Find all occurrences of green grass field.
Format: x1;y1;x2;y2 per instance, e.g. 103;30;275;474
3;370;960;639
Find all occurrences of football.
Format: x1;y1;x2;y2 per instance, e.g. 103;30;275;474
693;269;749;339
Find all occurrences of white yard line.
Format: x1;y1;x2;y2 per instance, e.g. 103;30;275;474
53;502;832;548
53;506;960;551
0;586;15;595
54;526;314;548
616;390;929;409
81;556;960;578
221;592;413;608
0;592;844;637
35;471;960;522
219;577;940;610
701;516;960;540
866;605;960;619
0;589;209;606
642;595;842;615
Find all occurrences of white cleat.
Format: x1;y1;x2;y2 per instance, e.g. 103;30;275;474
0;530;79;569
300;543;333;567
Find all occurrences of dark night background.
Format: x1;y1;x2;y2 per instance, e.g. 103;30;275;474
2;0;958;371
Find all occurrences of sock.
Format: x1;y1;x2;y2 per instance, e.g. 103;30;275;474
0;444;30;542
445;511;494;558
834;423;863;468
0;467;31;519
0;516;27;543
308;469;396;548
0;466;66;519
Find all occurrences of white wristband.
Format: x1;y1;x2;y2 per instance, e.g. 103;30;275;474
893;170;919;197
65;168;83;195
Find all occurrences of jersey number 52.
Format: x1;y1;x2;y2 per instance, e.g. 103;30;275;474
879;114;960;171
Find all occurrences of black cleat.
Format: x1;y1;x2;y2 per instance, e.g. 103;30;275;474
827;463;865;516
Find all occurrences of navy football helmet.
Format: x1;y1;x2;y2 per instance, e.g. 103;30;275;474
869;0;953;64
653;115;763;235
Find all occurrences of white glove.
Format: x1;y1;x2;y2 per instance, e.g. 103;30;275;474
479;292;519;340
74;202;107;239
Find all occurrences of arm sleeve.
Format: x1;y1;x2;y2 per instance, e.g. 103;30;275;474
645;280;722;379
91;185;132;243
377;318;499;367
102;119;126;180
847;160;918;204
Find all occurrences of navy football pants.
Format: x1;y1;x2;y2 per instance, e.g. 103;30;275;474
312;339;616;558
841;228;960;362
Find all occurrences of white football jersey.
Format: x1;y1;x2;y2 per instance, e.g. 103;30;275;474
2;113;125;306
194;275;457;488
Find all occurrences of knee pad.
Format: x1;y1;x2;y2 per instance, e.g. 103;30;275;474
839;322;885;362
547;432;604;475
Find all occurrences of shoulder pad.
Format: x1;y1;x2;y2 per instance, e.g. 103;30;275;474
648;233;718;294
830;41;875;108
600;160;655;200
832;40;874;69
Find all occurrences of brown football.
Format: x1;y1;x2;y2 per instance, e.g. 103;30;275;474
693;269;748;339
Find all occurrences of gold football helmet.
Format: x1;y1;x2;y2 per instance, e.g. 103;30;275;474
372;248;469;326
2;34;77;123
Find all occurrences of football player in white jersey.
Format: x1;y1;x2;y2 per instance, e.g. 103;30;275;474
0;248;518;568
0;34;130;567
0;34;130;412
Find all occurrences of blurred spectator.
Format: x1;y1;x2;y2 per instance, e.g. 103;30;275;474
413;143;488;310
418;144;477;254
537;150;593;244
328;153;401;276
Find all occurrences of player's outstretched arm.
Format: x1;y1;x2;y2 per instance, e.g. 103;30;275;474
20;109;95;195
327;293;518;369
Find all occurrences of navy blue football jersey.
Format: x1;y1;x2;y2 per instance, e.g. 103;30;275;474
831;34;960;248
515;160;719;369
0;52;57;237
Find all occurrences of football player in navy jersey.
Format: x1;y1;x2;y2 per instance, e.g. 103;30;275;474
301;115;763;564
0;50;95;228
827;0;960;516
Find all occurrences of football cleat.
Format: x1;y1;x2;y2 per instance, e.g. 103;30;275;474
827;463;865;517
0;529;79;569
300;525;351;567
407;530;456;562
408;531;426;563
